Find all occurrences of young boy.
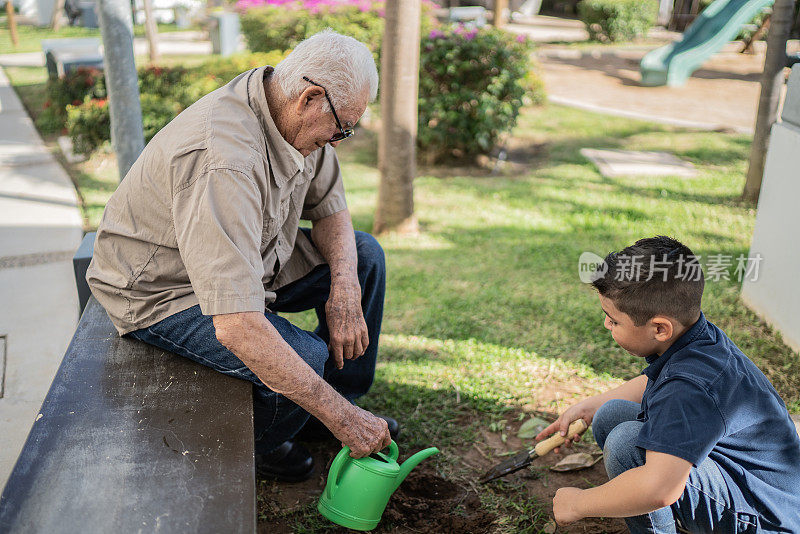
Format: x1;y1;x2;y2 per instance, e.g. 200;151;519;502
536;236;800;533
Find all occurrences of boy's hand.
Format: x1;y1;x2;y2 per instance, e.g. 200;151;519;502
553;487;584;525
535;399;598;453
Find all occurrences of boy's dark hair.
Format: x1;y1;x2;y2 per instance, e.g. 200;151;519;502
591;236;704;326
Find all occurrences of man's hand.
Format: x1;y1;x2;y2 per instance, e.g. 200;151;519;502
327;404;391;458
326;280;369;369
553;487;585;525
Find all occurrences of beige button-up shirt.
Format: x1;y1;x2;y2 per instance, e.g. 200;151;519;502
87;66;347;335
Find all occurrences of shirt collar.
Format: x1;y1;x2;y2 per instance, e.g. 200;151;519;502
642;312;708;380
247;66;305;185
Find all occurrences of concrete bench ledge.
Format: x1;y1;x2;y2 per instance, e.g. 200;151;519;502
41;38;104;78
0;295;256;533
448;6;487;26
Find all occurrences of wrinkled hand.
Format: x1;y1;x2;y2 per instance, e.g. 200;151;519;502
326;281;369;370
553;487;584;525
535;398;598;454
330;405;391;458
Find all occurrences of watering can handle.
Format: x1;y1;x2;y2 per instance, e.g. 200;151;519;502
387;440;399;461
326;442;399;499
325;446;351;501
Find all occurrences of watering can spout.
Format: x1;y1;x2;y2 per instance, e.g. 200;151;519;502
395;447;439;490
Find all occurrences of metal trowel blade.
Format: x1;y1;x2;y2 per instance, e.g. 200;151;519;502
478;449;535;484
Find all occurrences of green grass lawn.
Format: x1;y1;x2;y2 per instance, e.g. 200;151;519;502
335;106;799;410
277;105;799;531
1;18;194;54
6;61;799;529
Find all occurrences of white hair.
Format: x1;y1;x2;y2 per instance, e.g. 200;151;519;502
273;29;378;113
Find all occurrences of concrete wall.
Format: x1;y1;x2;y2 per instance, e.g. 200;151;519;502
741;65;800;354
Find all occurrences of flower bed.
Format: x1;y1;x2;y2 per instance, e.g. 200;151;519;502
43;51;286;155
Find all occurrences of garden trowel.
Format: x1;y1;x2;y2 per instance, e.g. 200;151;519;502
479;419;588;483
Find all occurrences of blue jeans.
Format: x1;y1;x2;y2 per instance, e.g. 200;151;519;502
128;230;385;455
593;399;759;534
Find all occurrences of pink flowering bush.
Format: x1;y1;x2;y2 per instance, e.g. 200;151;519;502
237;0;377;13
239;0;439;60
418;25;545;162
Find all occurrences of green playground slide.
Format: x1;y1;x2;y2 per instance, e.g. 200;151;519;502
640;0;774;87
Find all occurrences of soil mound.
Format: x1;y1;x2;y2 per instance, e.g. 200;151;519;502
384;471;494;533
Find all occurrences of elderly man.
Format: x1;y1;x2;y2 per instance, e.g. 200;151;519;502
86;30;397;482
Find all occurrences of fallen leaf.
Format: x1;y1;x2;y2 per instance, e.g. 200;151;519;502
550;453;603;472
542;520;557;533
517;416;548;439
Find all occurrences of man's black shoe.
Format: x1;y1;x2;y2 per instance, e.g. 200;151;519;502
255;440;315;482
381;416;401;440
296;415;401;443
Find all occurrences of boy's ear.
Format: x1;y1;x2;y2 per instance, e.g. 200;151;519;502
650;316;674;342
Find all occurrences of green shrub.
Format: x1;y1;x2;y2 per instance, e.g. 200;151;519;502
64;52;288;155
140;94;183;144
239;1;438;62
37;67;106;134
138;65;191;99
190;50;288;83
417;26;544;162
68;94;182;155
241;5;385;59
66;97;110;154
577;0;657;42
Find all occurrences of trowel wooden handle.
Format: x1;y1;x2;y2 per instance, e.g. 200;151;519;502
533;419;588;457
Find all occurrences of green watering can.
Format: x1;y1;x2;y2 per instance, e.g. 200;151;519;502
318;441;439;531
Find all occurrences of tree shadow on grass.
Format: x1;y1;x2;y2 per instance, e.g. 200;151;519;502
366;216;790;388
603;179;746;207
375;224;642;379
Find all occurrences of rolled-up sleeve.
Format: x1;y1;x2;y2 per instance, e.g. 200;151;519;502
173;168;268;315
301;144;348;221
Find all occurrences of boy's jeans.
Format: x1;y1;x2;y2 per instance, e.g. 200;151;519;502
593;399;759;534
128;230;385;455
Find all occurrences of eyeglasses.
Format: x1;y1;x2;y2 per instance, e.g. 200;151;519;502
302;76;355;143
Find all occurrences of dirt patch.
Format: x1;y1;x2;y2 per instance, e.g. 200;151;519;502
384;470;493;533
258;382;627;532
257;445;494;533
258;431;627;533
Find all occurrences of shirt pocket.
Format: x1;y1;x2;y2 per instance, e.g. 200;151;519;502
261;217;278;248
260;196;291;248
279;195;291;223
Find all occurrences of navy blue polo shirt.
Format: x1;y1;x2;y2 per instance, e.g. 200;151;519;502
637;312;800;532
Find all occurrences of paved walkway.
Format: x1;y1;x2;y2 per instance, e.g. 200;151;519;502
0;30;223;68
0;66;83;489
506;16;798;133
